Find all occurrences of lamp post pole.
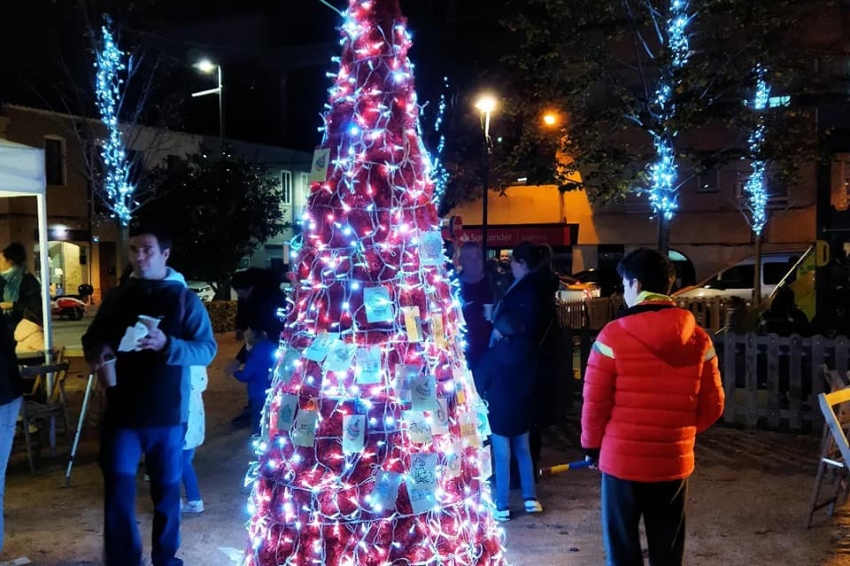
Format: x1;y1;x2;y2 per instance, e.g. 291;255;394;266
475;95;496;267
192;60;225;151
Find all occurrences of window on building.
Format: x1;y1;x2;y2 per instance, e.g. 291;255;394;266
769;95;790;108
44;137;66;186
696;170;719;193
281;170;293;206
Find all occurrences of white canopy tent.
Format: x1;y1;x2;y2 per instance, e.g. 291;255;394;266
0;139;54;356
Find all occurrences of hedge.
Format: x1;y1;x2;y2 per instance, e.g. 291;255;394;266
205;300;238;334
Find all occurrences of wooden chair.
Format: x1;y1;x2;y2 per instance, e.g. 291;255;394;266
823;364;850;392
18;361;72;473
807;387;850;527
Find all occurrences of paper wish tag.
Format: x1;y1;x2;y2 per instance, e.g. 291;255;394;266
479;445;493;479
393;364;420;402
402;306;424;342
430;314;448;349
430;397;450;435
370;470;402;511
363;286;394;323
411;374;439;411
418;230;445;267
477;407;492;438
342;414;366;455
324;340;356;373
304;332;339;362
308;148;331;184
355;345;382;385
275;348;301;384
444;442;463;479
460;412;481;448
277;395;299;430
118;322;150;352
406;452;439;514
403;411;433;444
290;409;319;448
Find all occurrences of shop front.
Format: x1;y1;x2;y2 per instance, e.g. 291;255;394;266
460;223;579;273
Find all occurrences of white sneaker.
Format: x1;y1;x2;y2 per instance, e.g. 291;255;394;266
181;499;204;514
493;509;510;522
524;499;543;513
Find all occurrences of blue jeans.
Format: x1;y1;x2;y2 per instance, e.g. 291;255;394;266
0;397;21;552
182;449;200;502
99;425;184;566
491;432;537;511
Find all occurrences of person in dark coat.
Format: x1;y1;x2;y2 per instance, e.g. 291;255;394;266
458;242;494;372
0;310;23;553
475;309;542;522
756;286;810;337
0;242;43;329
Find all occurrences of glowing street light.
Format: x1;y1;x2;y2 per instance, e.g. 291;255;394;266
543;112;559;127
192;59;225;149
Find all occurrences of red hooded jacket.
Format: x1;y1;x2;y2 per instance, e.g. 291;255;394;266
581;295;725;482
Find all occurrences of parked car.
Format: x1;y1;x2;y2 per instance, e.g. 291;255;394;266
51;296;86;320
187;281;215;302
556;274;602;302
673;251;806;301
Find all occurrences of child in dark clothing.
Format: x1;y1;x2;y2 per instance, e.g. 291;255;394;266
474;310;542;522
227;328;277;434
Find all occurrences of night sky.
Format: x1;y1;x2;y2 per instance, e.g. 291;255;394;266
0;0;514;152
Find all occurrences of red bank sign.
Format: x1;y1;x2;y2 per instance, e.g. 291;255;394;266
460;223;579;248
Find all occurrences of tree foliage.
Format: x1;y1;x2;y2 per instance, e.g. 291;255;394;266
500;0;826;205
140;147;287;294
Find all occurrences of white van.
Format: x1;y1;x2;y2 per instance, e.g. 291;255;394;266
673;251;805;300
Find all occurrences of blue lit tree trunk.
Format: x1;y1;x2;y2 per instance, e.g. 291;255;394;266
744;67;770;304
648;0;692;254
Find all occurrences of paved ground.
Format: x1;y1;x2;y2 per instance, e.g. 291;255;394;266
0;337;844;565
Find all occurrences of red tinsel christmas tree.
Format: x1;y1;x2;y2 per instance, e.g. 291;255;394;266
243;1;506;564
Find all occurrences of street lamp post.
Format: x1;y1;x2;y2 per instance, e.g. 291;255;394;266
475;94;497;265
192;59;225;150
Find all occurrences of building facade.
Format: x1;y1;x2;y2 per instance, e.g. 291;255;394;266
0;103;310;302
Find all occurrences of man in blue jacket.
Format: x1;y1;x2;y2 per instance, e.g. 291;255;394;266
83;226;217;566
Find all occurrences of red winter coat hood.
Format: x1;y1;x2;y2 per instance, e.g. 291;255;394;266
617;301;699;364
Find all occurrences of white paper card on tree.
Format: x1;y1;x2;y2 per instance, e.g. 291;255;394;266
411;374;439;411
409;452;438;485
342;414;366;455
460;412;481;448
363;286;394;323
404;411;433;444
308;148;331;184
370;470;402;511
445;442;463;479
275;348;301;385
393;364;419;402
476;408;492;439
356;345;382;384
419;230;445;266
430;314;448;349
291;409;319;448
402;306;424;342
304;332;339;362
324;340;356;373
277;395;299;430
430;397;450;435
479;445;493;479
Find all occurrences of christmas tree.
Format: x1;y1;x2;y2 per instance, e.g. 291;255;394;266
242;1;506;565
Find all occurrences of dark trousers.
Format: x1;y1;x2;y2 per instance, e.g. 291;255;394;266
100;425;184;566
601;473;688;566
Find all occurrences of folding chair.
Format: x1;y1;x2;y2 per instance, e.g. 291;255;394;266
823;364;850;392
806;387;850;527
18;361;72;473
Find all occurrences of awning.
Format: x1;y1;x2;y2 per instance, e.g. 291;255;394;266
460;223;579;248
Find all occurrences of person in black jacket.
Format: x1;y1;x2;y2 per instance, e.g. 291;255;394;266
0;310;23;553
83;226;217;566
477;300;544;521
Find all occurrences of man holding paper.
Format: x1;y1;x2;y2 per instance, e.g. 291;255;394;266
82;226;217;566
